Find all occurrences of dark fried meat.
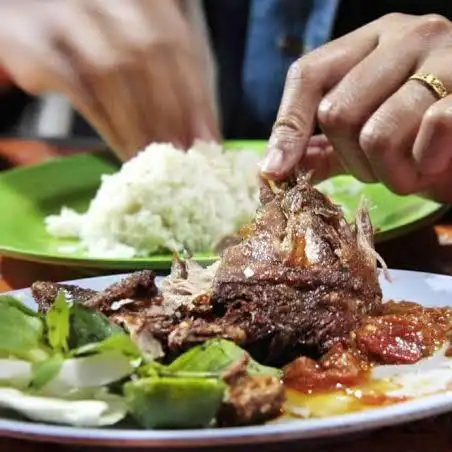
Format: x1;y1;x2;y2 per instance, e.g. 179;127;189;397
31;270;161;317
216;351;284;426
32;271;173;359
217;375;284;427
168;320;246;352
32;175;382;369
84;270;159;312
209;173;382;364
31;282;97;313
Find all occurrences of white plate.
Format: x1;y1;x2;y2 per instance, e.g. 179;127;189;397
2;269;452;448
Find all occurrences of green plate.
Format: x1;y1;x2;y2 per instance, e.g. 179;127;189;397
0;140;446;270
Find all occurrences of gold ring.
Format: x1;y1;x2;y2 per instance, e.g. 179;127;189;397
409;72;449;100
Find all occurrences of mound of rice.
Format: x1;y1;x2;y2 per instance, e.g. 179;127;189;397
45;141;261;258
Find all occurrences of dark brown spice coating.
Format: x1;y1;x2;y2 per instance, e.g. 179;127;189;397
217;374;284;427
210;173;382;363
31;270;161;317
83;270;159;312
31;282;97;313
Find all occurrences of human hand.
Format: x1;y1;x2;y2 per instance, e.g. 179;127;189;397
261;13;452;202
0;0;219;160
0;67;12;89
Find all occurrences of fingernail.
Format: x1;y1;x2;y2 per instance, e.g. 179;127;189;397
259;147;284;175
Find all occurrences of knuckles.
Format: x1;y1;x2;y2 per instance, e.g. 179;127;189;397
388;181;418;196
359;121;418;196
317;97;363;133
396;13;451;43
377;13;452;46
424;103;452;131
413;14;452;39
286;55;321;88
358;119;395;159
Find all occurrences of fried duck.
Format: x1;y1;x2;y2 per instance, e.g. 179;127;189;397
171;173;383;364
32;173;383;366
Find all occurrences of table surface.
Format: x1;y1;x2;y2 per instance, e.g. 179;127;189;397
1;140;452;451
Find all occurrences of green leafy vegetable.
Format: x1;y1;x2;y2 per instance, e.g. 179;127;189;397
68;304;122;349
0;295;39;318
124;377;226;429
46;290;70;353
0;297;47;362
71;332;141;360
0;294;283;430
167;339;282;378
31;354;64;391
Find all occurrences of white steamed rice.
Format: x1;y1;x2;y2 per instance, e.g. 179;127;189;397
45;141;261;258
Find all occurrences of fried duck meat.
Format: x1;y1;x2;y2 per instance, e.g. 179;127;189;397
197;173;383;364
32;174;383;366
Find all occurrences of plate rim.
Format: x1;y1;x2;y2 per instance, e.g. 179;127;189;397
2;268;452;448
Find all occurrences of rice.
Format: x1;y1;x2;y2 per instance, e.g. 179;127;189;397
45;141;261;258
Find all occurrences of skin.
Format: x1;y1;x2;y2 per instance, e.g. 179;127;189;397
261;13;452;203
0;0;219;161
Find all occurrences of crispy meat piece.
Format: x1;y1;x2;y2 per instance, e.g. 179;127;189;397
217;374;284;426
31;282;97;313
31;270;160;316
84;270;159;313
32;271;171;359
167;319;246;352
215;353;284;426
209;173;382;364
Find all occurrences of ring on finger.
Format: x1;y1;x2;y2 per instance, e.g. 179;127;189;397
408;72;449;100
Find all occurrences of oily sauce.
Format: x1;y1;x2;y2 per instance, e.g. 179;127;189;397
281;300;452;419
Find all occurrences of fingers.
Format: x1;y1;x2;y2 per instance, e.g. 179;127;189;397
358;77;437;193
309;75;452;194
0;5;77;94
50;3;129;153
62;1;155;155
262;12;452;199
301;140;344;183
412;94;452;176
0;0;219;160
357;48;452;193
261;24;379;179
72;0;218;157
317;37;421;183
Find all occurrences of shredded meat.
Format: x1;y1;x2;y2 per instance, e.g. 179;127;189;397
208;173;382;364
83;270;159;313
218;354;284;427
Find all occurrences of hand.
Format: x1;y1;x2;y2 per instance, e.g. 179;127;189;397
262;13;452;202
0;67;12;90
0;0;220;160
